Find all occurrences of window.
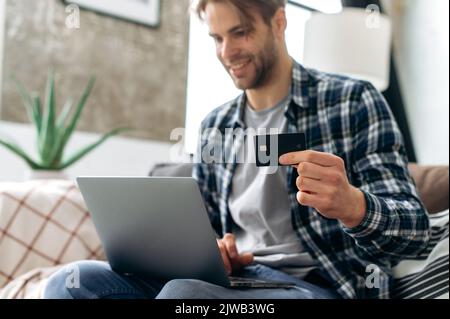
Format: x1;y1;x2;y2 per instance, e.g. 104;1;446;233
290;0;342;14
184;1;342;154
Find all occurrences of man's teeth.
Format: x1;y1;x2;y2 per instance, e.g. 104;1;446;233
231;61;249;70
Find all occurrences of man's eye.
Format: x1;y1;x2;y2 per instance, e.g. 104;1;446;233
234;30;246;37
212;36;222;44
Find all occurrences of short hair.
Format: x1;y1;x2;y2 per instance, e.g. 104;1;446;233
195;0;287;31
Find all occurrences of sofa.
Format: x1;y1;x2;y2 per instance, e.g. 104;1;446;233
0;163;448;299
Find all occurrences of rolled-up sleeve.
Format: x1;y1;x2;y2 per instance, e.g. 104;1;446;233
343;82;431;262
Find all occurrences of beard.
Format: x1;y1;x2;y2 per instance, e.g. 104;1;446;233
222;32;278;90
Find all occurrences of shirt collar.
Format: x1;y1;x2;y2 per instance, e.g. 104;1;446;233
291;60;317;109
233;60;316;128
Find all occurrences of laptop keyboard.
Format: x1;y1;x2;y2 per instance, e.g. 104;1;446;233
228;276;297;288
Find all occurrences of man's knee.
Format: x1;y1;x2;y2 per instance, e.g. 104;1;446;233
156;279;224;299
44;260;111;299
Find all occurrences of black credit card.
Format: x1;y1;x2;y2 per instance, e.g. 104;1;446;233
254;133;306;167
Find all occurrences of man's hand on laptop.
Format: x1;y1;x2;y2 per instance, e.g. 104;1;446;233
217;233;254;275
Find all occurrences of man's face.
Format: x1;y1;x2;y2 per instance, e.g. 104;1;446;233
205;2;279;90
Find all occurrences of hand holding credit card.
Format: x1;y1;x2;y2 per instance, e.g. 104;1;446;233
254;133;306;167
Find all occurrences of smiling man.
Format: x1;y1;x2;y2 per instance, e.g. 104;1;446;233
186;0;430;299
44;0;430;299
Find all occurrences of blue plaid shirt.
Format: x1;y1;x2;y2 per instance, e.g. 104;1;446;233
193;61;431;299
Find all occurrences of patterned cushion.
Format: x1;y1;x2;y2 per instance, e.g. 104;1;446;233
0;180;448;299
0;180;105;292
0;266;61;299
409;164;449;214
391;210;449;299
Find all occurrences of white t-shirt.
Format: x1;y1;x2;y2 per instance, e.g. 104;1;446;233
228;95;318;279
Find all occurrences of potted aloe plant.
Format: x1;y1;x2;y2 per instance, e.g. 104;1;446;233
0;71;128;179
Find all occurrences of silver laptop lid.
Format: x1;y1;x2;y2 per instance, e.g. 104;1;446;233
76;177;230;287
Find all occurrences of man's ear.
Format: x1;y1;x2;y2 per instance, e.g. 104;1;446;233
272;7;287;38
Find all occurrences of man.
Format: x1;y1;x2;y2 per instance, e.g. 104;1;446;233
44;0;430;299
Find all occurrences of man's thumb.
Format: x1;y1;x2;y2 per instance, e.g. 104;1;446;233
239;252;254;265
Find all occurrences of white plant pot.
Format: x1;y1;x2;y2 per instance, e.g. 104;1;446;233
25;169;69;181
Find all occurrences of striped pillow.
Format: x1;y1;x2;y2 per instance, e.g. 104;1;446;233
391;210;449;299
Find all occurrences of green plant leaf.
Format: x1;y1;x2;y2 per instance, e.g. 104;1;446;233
0;138;41;169
57;128;130;170
38;70;57;166
4;73;127;171
31;93;42;134
56;97;73;130
45;97;74;167
47;76;96;168
12;77;36;125
65;76;95;138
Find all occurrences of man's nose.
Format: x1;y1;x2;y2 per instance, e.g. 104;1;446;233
219;38;239;62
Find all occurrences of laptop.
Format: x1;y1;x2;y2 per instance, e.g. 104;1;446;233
76;177;296;289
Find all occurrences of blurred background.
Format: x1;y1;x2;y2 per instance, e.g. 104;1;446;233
0;0;448;181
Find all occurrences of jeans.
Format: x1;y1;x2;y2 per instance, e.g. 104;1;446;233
44;260;341;299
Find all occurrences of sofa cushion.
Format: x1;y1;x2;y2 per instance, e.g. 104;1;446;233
0;180;105;290
408;164;449;214
391;210;449;299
